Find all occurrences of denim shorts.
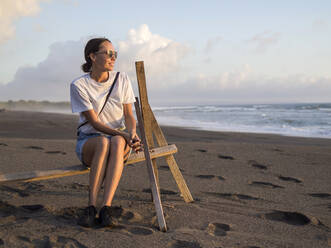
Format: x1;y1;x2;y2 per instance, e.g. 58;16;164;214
76;131;132;166
76;131;113;165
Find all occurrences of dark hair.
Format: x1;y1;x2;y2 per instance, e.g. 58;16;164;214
81;38;111;72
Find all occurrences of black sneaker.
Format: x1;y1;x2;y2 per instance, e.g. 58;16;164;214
78;206;97;227
99;206;118;227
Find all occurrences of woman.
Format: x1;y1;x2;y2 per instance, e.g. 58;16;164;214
70;37;141;227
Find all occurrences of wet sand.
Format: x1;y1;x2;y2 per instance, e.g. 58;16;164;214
0;110;330;248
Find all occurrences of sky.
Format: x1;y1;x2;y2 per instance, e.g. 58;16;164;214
0;0;330;105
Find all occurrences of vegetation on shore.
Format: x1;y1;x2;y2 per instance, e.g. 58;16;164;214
0;100;70;112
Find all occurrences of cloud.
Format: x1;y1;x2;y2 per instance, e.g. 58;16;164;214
204;36;223;53
0;24;190;100
116;24;190;87
1;24;330;104
247;31;281;53
312;18;328;32
0;0;46;44
148;68;331;104
0;39;85;101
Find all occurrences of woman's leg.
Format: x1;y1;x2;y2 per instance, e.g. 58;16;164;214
102;135;130;206
82;136;110;206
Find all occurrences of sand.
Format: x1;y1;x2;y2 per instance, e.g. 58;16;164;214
0;110;330;248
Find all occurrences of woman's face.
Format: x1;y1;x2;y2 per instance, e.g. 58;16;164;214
91;41;116;72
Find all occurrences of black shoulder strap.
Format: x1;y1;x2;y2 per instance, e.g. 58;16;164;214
98;71;120;115
77;72;120;131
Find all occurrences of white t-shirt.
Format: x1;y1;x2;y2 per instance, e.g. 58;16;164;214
70;71;135;134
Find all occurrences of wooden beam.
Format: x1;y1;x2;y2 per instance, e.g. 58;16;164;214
134;98;167;232
0;145;177;184
135;61;160;186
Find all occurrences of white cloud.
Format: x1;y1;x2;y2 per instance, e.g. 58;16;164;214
0;0;46;44
149;68;331;104
0;38;85;100
116;24;190;87
204;36;223;53
247;31;281;53
0;24;190;100
0;24;330;104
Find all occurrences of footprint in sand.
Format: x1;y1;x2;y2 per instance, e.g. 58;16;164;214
264;211;312;226
143;188;177;195
308;193;331;199
17;236;30;242
218;154;234;160
203;192;261;201
207;222;231;236
56;207;82;222
249;181;284;189
195;175;226;181
0;185;29;197
57;236;88;248
127;227;154;235
195;175;215;179
29;236;88;248
105;206;143;224
45;151;66;155
197;149;207;153
278;175;302;184
25;146;44;150
69;183;89;190
171;240;202;248
21;204;44;212
0;200;18;218
22;182;44;191
248;160;268;170
0;201;40;226
159;165;185;172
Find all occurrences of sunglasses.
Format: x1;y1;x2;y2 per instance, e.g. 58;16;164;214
95;50;118;59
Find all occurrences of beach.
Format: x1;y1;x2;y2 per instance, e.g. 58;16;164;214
0;110;330;248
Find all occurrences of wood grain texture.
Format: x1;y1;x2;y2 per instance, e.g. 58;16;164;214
135;98;167;232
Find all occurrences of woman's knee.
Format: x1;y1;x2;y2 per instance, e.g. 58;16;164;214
82;136;110;165
110;135;126;150
96;136;110;151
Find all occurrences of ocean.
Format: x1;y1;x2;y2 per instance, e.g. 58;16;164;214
151;103;331;139
4;101;329;139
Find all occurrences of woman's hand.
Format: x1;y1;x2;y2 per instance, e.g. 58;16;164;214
122;131;142;153
129;131;143;153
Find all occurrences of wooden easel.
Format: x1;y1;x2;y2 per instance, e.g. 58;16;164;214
134;61;194;231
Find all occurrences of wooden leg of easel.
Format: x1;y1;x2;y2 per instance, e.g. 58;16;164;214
164;155;194;203
150;159;159;202
151;159;159;187
150;109;194;203
135;60;193;203
144;104;193;202
135;61;160;191
135;99;167;232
